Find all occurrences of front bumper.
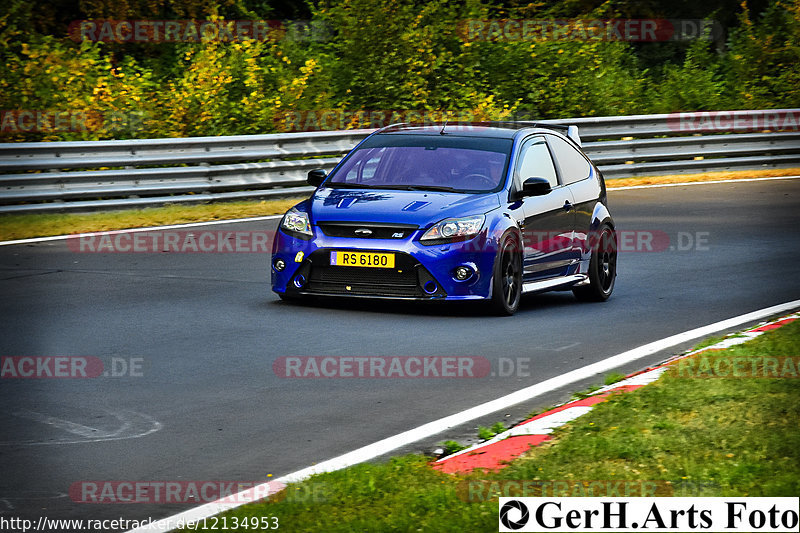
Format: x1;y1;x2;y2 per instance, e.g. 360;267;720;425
271;228;497;300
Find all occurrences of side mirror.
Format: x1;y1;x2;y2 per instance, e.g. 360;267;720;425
307;169;327;187
520;177;552;197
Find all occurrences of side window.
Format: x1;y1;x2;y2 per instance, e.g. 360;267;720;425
547;135;592;185
516;136;558;188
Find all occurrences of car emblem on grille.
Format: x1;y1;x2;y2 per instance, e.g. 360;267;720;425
354;228;373;236
392;232;404;238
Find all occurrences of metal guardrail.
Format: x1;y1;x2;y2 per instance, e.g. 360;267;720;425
1;110;799;214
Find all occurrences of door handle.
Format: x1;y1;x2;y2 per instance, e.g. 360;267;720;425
563;200;573;211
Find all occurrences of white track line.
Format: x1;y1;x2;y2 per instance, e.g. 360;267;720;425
3;175;799;247
0;215;283;247
127;299;800;532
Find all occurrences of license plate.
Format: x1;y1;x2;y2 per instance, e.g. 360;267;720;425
330;251;395;268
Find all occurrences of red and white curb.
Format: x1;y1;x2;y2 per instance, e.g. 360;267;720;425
125;301;800;532
432;311;800;474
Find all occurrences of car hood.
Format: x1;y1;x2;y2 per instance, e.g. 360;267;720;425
309;187;501;228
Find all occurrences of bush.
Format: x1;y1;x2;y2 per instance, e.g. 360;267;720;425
1;0;797;141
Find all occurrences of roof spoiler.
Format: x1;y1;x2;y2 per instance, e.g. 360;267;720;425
566;125;582;146
510;122;582;147
375;121;583;146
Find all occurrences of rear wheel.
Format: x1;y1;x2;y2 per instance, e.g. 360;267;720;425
573;223;616;302
489;234;522;316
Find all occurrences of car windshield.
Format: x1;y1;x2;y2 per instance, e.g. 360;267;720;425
327;134;513;193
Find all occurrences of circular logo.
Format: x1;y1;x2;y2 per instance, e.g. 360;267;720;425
500;499;530;530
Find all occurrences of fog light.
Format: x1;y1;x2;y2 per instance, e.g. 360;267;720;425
273;258;286;271
454;266;473;281
423;281;438;294
293;274;306;288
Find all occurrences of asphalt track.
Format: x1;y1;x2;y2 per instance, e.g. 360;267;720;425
0;179;799;530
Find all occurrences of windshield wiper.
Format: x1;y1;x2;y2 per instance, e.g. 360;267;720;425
399;185;460;192
326;183;464;193
326;182;372;189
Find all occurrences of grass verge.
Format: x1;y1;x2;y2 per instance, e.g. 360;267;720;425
2;168;798;242
183;318;800;532
605;167;800;188
0;198;304;241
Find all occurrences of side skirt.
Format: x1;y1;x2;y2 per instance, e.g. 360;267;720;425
522;274;588;294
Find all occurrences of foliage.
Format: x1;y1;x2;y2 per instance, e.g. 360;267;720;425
1;0;798;141
477;421;509;441
477;426;496;440
725;0;800;108
441;440;467;455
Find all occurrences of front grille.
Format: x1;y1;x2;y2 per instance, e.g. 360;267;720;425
317;222;418;240
310;266;420;296
300;250;444;298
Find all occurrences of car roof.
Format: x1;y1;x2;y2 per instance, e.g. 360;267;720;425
374;122;581;145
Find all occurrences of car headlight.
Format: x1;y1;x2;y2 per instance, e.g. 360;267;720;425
281;208;313;237
420;215;485;244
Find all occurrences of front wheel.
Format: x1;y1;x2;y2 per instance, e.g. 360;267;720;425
489;234;522;316
573;223;617;302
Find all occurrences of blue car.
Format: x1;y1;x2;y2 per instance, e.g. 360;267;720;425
271;122;616;315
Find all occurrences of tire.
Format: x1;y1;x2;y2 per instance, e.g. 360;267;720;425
489;234;522;316
573;223;617;302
